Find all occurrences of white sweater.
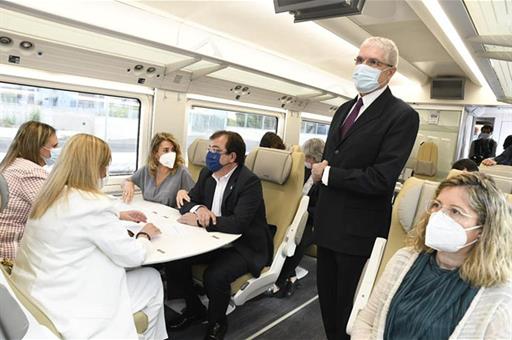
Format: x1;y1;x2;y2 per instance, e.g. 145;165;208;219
352;247;512;340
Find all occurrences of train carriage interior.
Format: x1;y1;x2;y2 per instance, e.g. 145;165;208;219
1;0;511;339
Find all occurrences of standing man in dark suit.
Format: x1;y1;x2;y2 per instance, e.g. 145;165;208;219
166;130;273;340
312;36;419;340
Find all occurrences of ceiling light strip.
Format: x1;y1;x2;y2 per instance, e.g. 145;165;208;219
422;0;488;86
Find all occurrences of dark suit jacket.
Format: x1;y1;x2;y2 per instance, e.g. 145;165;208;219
180;165;273;277
314;87;419;257
494;145;512;165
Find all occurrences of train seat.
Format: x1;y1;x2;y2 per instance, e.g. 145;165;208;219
479;164;512;178
0;260;62;338
413;141;438;178
377;176;439;280
187;138;209;182
191;146;309;307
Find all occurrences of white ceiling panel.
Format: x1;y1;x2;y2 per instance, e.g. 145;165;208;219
490;59;512;97
464;0;512;100
464;0;512;35
182;60;219;72
322;97;347;106
208;67;322;97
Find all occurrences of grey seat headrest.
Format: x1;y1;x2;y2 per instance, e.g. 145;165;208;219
0;174;9;213
397;177;439;232
246;147;293;185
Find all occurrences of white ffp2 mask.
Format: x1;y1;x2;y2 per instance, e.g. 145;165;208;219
159;152;176;169
425;211;481;253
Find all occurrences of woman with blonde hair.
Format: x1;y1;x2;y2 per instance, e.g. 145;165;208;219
12;134;167;339
353;172;512;339
122;132;194;208
0;120;57;260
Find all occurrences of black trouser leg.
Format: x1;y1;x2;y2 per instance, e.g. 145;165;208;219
165;253;210;313
203;248;248;325
317;246;367;340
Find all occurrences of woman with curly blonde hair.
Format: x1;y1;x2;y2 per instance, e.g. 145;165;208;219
122;132;194;208
353;172;512;339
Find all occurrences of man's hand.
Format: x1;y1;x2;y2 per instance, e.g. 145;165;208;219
312;160;329;182
176;190;191;208
196;206;217;227
119;210;147;223
178;212;199;226
481;158;496;166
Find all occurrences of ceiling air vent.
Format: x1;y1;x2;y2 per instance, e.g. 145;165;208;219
431;77;465;100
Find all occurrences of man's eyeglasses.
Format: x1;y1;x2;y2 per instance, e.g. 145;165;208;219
354;57;393;68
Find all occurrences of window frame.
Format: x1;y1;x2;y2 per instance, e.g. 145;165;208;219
0;75;153;189
186;99;285;152
300;118;331;143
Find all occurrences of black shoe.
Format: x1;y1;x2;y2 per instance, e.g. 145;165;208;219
204;321;228;340
284;279;299;298
166;306;207;331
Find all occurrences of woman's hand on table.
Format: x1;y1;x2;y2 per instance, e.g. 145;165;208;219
122;180;135;203
119;210;147;223
137;223;161;239
176;189;190;208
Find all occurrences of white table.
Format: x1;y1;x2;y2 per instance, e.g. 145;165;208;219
120;197;240;265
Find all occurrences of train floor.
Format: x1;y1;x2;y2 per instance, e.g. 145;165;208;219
165;255;325;340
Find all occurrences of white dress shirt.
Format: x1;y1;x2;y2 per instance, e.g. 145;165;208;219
322;86;388;186
191;166;238;216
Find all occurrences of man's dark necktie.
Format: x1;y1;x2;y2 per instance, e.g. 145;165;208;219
340;97;363;138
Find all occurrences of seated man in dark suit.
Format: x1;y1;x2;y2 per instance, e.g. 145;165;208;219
166;130;273;340
482;135;512;166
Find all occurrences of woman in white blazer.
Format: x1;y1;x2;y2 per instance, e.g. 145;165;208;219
12;133;167;339
352;172;512;339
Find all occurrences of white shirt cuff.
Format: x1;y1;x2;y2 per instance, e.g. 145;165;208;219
322;166;331;186
190;205;202;214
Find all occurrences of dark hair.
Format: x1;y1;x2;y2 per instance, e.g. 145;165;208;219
504;135;512;150
452;158;479;172
210;130;246;165
259;132;285;150
481;125;493;133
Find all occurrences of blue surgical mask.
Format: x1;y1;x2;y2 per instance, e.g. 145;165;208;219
352;64;383;94
206;151;223;172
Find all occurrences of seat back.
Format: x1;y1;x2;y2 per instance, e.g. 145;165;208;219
346;237;387;336
377;177;439;279
245;147;304;255
0;173;9;213
0;282;29;340
451;167;512;193
187;138;210;182
0;263;61;338
479;164;512;178
414;141;438;177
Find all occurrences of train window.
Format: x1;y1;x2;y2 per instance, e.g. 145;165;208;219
187;106;278;152
0;82;141;175
300;119;329;145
